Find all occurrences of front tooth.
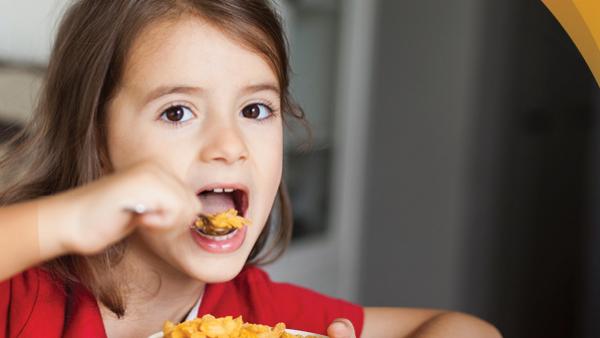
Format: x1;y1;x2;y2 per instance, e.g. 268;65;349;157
224;188;234;193
213;188;224;193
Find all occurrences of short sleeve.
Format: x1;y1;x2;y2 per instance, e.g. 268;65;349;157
0;276;10;338
0;269;41;338
0;268;75;338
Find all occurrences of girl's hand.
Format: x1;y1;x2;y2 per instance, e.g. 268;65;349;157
42;161;202;256
327;318;357;338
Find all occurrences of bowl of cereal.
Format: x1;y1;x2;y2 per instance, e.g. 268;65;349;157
148;314;327;338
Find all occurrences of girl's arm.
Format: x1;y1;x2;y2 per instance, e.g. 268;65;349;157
0;162;202;282
361;307;501;338
0;202;40;280
0;198;67;281
327;308;501;338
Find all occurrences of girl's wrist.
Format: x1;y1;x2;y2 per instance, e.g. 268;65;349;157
37;192;83;257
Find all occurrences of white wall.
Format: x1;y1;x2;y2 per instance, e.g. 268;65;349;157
265;0;376;303
0;0;68;65
0;0;67;121
358;0;483;310
0;67;42;122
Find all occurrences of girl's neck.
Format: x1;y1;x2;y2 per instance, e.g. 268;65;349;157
99;233;205;338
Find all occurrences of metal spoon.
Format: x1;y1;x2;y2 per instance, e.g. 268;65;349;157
123;204;219;232
192;214;235;236
122;203;153;215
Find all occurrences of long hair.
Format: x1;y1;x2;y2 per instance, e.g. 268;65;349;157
0;0;304;317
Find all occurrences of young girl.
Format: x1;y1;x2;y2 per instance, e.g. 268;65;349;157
0;1;500;337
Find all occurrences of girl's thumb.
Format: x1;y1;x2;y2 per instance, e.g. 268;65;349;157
327;318;356;338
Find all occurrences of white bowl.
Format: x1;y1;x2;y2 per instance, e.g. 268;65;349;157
286;329;327;337
149;329;326;338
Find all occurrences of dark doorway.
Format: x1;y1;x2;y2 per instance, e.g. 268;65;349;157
465;1;596;337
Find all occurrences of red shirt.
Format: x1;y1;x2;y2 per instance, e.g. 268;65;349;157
0;266;364;337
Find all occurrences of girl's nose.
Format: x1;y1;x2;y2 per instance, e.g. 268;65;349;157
199;122;249;165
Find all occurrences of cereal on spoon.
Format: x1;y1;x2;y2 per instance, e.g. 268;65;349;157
194;209;251;236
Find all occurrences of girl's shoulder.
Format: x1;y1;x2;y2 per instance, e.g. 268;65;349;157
0;267;105;338
0;267;67;337
199;265;364;336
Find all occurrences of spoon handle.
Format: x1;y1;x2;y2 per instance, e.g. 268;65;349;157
122;203;153;214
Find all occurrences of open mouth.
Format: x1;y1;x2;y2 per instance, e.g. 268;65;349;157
195;187;249;236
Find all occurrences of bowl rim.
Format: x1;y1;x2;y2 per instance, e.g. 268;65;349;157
148;329;326;337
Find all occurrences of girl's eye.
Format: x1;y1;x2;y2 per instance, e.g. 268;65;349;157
160;105;194;123
241;103;272;120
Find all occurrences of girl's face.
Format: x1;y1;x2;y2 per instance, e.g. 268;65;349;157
106;16;283;282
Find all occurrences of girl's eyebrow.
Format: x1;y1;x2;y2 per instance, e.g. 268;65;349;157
143;83;280;104
239;83;281;96
144;86;204;104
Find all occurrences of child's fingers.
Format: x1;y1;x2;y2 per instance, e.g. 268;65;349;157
132;191;201;230
327;318;356;338
147;164;196;201
149;165;203;223
190;189;203;215
135;207;188;229
116;162;202;231
137;212;166;227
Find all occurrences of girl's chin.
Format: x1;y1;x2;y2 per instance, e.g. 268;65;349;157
142;220;264;283
182;255;248;283
179;233;256;282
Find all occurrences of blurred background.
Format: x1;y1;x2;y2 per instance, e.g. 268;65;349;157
0;0;598;337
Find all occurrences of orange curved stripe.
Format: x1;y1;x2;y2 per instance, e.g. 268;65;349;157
542;0;600;86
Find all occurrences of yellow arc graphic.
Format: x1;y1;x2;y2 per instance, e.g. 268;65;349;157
542;0;600;86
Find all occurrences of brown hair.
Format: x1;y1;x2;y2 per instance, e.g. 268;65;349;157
0;0;304;317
